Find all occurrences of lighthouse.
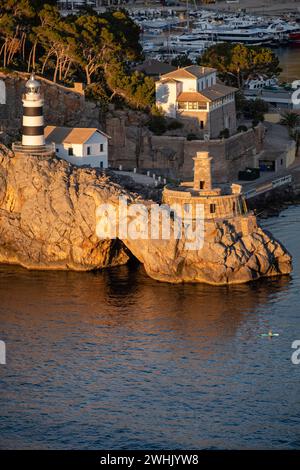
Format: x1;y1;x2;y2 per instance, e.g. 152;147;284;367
21;73;45;147
13;72;53;156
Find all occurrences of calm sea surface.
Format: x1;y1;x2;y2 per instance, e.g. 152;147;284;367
277;45;300;82
0;205;300;450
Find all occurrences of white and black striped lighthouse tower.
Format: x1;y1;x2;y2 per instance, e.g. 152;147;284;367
21;73;45;147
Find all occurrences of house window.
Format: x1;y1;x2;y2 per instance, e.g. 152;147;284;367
100;161;104;168
200;121;204;129
56;148;59;153
68;147;73;156
100;144;104;152
197;102;207;110
210;203;216;214
87;146;91;155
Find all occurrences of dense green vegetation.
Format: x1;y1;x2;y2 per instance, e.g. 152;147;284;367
199;42;281;88
0;1;155;109
0;2;283;117
147;114;183;135
235;90;269;124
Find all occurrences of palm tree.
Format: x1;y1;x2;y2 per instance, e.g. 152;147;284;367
281;112;300;156
280;111;300;130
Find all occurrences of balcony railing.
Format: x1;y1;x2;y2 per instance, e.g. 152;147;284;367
178;102;208;111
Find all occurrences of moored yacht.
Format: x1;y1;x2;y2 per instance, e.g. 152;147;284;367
179;27;274;46
289;30;300;43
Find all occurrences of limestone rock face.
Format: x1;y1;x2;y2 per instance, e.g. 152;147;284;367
0;146;292;284
0;146;131;270
124;221;292;285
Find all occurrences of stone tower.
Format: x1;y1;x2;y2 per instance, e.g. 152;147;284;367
193;151;213;191
162;150;247;220
22;73;45;147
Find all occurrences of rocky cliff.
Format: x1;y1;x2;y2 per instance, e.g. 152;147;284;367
0;146;292;284
124;218;292;284
0;145;131;270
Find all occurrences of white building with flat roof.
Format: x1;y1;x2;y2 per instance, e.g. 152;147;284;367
45;126;109;168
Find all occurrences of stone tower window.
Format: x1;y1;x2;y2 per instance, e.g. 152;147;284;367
200;181;205;189
210;204;216;214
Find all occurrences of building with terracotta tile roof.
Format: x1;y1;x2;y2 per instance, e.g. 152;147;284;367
45;126;109;168
155;65;238;139
135;59;176;80
162;65;217;80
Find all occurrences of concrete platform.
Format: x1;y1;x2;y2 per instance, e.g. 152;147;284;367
113;170;158;186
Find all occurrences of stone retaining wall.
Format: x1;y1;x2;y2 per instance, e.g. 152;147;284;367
1;72;263;184
163;185;248;220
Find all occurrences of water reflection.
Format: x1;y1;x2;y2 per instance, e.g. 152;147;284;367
0;206;298;449
277;45;300;82
0;263;292;350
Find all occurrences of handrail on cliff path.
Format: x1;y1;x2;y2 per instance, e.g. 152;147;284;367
244;175;292;199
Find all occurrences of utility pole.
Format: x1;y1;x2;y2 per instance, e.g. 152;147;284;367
186;0;190;31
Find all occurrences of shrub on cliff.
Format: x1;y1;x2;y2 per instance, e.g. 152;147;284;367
237;125;248;133
84;81;111;113
245;99;268;122
147;115;167;135
219;128;230;139
237;96;268;123
186;133;198;141
167;120;183;131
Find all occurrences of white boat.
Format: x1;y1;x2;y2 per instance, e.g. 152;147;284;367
142;42;162;53
189;11;299;45
167;38;217;54
188;26;274;46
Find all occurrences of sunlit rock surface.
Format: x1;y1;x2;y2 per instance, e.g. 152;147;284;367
0;146;292;284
